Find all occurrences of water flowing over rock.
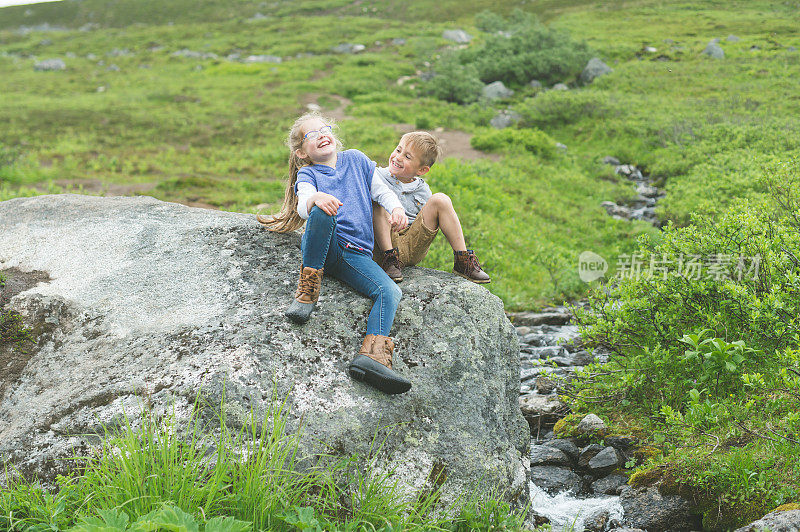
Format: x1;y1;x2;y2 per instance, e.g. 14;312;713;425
0;194;529;507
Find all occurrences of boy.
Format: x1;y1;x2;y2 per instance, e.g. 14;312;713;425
372;131;490;284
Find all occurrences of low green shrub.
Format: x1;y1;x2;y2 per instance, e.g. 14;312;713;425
470;127;557;158
517;90;622;129
463;10;592;87
421;53;484;105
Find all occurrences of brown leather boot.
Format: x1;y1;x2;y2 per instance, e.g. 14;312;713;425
285;265;323;324
348;334;411;394
453;250;491;284
382;247;403;283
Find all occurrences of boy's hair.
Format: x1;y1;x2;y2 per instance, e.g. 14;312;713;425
401;131;442;168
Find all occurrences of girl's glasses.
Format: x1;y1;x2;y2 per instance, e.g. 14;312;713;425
303;125;333;142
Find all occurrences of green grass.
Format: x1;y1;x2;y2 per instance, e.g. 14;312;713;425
0;396;530;531
2;0;796;307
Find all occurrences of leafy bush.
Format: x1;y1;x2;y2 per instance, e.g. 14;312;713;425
517;90;621;129
470;127;557;158
422;10;591;104
421;53;484;105
566;160;800;526
464;11;592;87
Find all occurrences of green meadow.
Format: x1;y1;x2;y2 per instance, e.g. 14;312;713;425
2;0;800;529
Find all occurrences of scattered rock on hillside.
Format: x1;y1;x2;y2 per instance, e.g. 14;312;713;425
580;57;613;84
727;34;741;42
556;142;567;151
603;155;621;165
442;29;472;43
482;81;514;100
788;46;797;52
16;23;67;35
331;43;365;54
0;195;530;508
490;110;521;129
735;509;800;532
171;49;218;60
702;42;725;59
107;48;132;57
391;38;407;46
620;486;702;531
551;83;569;90
243;54;282;63
34;59;66;72
529;79;542;88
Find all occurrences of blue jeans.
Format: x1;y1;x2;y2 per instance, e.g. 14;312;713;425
301;207;401;336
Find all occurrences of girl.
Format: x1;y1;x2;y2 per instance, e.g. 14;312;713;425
258;113;412;395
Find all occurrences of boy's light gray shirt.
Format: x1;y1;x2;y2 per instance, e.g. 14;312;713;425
373;167;432;223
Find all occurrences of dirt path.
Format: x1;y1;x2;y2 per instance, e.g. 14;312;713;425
300;93;353;121
391;123;500;162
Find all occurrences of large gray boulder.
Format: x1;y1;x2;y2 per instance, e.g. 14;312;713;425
0;194;529;507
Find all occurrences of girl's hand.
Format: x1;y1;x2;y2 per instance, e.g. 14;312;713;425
390;207;408;231
312;192;343;216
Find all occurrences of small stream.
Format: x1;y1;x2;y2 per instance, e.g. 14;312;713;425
510;307;625;531
509;160;663;530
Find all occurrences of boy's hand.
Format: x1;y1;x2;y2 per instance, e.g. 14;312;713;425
390;207;408;231
312;192;343;216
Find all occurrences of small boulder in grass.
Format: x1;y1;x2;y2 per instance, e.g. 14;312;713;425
576;413;607;434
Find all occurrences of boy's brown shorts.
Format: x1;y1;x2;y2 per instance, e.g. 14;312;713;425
374;215;439;267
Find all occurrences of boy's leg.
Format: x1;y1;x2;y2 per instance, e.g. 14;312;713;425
419;193;467;252
420;193;490;283
328;248;411;394
286;206;338;324
372;201;403;282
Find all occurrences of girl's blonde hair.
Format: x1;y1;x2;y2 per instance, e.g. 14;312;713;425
257;112;342;232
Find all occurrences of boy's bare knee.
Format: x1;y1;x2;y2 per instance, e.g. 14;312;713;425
430;193;453;210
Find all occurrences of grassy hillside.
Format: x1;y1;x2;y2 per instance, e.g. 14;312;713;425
0;0;797;312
